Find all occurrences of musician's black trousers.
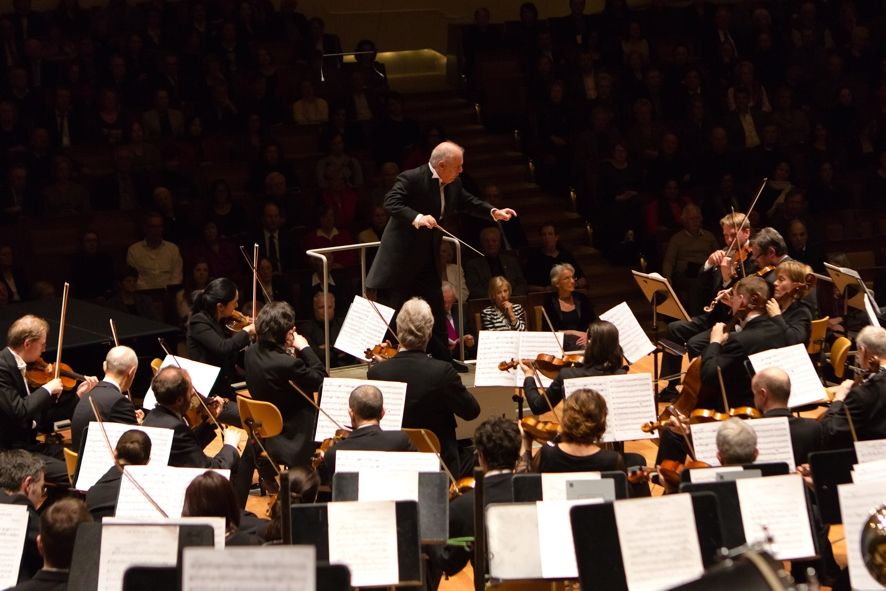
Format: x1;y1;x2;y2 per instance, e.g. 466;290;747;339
660;315;712;387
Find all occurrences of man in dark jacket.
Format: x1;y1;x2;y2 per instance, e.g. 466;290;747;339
71;346;140;450
751;367;822;465
0;449;44;583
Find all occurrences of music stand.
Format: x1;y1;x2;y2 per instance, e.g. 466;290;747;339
680;462;789;484
332;472;449;543
824;263;881;327
569;492;723;591
290;500;422;587
122;563;352;591
512;471;629;501
809;448;857;525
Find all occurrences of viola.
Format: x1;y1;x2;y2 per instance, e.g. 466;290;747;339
26;356;85;391
225;310;253;333
520;416;560;442
184;389;225;428
312;428;351;470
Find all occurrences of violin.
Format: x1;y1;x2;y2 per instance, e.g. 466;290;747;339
225;310;253;333
312;428;350;470
498;354;583;380
449;476;475;500
183;389;224;428
26;356;85;391
364;343;398;361
658;458;711;489
520;416;560;442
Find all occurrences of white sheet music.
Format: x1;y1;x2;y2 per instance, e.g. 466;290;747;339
536;500;602;578
334;296;395;360
748;344;829;408
142;355;221;410
613;495;704;591
96;524;179;591
474;331;562;388
599;302;655;364
688;466;744;483
852;458;886;483
358;471;419;501
182;546;316;591
563;373;657;442
314;378;407;442
327;501;399;587
541;472;601;501
735;474;815;560
855;439;886;464
0;504;28;589
837;480;886;591
334;451;438;473
115;466;230;519
75;422;174;490
690;417;795;468
103;517;226;549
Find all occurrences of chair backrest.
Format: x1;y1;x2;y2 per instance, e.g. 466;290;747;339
237;396;283;439
150;358;163;376
402;428;441;454
474;312;481;334
63;448;78;485
830;336;852;379
533;305;544;332
807;316;830;355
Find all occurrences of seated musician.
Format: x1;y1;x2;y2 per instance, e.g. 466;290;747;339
820;326;886;448
715;418;758;465
432;416;520;582
521;388;625;473
182;471;262;546
263;468;320;543
519;320;626;415
70;345;141;450
751;368;822;464
479;276;526;331
142;367;253;508
765;260;815;347
6;497;92;591
1;315;98;486
85;429;151;520
244;301;327;472
0;450;44;582
318;384;415;484
367;298;480;478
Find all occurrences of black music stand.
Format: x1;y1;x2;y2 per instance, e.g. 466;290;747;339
122;563;352;591
824;263;881;327
332;472;449;544
680;462;790;484
809;448;857;525
290;500;422;587
512;471;628;501
569;492;723;591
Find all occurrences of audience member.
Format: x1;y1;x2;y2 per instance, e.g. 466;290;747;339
542;263;595;350
480;276;526;331
464;226;527;299
125;212;183;291
526;222;586;291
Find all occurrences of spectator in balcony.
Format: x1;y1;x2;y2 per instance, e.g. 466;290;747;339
296;291;353;367
203;82;240;133
0;244;29;302
526;222;585;292
126;120;162;174
438;240;469;302
206;180;248;239
371;92;420;165
143;88;184;140
105;265;161;320
785;219;825;273
292;79;328;125
248;140;298;194
480;276;526;332
45;86;86;149
543;263;596;350
661;204;719;314
0;163;37;222
316;131;363;189
69;231;115;301
126;212;183;291
322;105;365;152
94;145;149;211
321;165;358;230
465;226;527;299
191;221;240;280
42;154;89;218
303;205;356;269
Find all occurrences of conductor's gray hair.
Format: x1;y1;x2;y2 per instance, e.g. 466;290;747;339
550;263;575;287
104;345;138;375
716;418;758;465
857;326;886;357
396;298;434;350
429;141;464;166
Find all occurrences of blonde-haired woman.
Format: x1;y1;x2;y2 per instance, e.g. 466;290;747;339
766;259;815;346
480;276;525;331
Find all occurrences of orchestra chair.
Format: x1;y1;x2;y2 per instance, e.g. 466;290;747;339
63;448;78;485
533;305;544;332
827;336;852;382
807;316;829;361
150;358;162;376
474;312;482;334
237;395;284;473
402;428;442;454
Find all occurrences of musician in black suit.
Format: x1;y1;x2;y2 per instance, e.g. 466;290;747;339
367;298;480;476
0;449;44;583
0;315;97;486
820;326;886;448
752;368;822;464
70;346;140;450
244;301;326;469
365;141;516;366
142;367;252;508
319;384;416;483
85;429;151;520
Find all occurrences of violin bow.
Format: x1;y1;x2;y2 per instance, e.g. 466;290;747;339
716;366;730;416
53;282;70;382
539;307;566;356
238;245;273;304
157;338;225;435
251;243;259;322
434;224;484;257
416;428;459;491
722;178;767;264
109;318;133;402
365;295;401;347
88;395;168;517
667;405;699;462
730;208;746;279
287;380;349;433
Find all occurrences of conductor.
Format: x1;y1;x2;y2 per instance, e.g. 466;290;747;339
366;141;517;367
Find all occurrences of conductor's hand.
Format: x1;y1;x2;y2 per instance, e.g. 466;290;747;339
416;214;438;229
491;208;517;221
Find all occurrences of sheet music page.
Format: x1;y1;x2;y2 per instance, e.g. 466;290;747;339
541;472;601;501
748;344;829;408
563;373;657;442
182;546;316;591
0;504;28;589
691;417;795;468
115;466;230;519
474;331;520;387
333;295;395;360
855;439;886;464
315;378;407;442
104;517;226;548
688;421;721;465
735;474;816;560
143;355;220;410
75;422;174;490
518;332;565;388
358;470;419;501
327;501;399;587
688;466;744;483
334;451;439;473
536;500;602;578
852;458;886;483
599;302;655;364
96;524;179;591
837;480;886;591
613;495;704;591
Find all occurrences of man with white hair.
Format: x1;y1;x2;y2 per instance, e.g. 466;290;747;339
368;298;480;475
366;141;517;370
70;345;140;449
715;418;758;465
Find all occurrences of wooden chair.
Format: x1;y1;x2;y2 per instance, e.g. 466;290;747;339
150;358;163;376
828;336;853;382
237;395;284;473
402;428;442;454
63;448;78;486
533;305;544;332
807;317;830;356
